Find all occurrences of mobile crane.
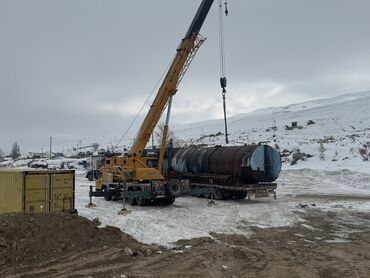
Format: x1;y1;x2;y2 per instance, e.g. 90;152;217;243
90;0;282;205
91;0;215;205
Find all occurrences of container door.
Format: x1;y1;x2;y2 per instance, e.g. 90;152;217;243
25;173;49;213
0;171;23;213
50;173;74;212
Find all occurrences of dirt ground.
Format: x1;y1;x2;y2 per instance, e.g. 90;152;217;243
1;209;370;278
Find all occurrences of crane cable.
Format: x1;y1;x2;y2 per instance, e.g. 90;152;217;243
114;53;176;151
218;0;229;144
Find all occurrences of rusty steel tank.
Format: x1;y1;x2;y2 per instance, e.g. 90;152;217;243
169;145;281;184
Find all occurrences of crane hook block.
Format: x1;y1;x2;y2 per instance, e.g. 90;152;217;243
224;2;229;16
220;76;227;89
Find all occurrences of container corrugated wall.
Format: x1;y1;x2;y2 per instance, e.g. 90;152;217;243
0;169;75;214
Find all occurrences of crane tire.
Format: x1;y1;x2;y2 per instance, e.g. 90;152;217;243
168;182;182;197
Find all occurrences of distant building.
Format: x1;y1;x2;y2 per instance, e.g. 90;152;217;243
88;155;106;170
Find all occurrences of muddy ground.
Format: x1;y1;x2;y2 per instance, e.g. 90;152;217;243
1;209;370;278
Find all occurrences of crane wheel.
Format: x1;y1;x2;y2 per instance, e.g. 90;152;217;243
165;198;175;205
168;182;182;197
103;186;112;201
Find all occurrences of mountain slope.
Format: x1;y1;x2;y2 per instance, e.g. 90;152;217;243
174;91;370;173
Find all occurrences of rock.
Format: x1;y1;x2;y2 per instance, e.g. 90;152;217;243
11;241;17;249
307;120;316;125
146;249;152;256
221;265;230;270
92;218;101;226
0;238;8;248
124;247;134;257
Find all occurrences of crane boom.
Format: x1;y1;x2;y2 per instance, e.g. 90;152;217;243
96;1;215;197
129;0;214;157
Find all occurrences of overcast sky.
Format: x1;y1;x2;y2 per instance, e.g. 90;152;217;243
1;0;370;153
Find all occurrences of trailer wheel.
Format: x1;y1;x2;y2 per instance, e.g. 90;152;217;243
222;190;232;200
213;188;224;200
234;192;247;200
103;186;112;201
128;197;137;206
137;197;145;206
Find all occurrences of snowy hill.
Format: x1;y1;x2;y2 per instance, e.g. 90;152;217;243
174;91;370;173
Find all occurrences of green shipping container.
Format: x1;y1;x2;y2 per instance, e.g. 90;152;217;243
0;169;75;214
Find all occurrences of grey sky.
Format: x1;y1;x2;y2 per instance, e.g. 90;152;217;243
1;0;370;152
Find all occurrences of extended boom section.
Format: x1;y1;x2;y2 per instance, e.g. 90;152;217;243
129;34;206;157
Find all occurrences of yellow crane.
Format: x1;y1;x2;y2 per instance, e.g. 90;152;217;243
94;0;215;205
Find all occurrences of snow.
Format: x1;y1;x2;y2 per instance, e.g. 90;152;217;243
278;169;370;197
174;90;370;174
76;173;300;245
0;157;87;173
75;168;370;245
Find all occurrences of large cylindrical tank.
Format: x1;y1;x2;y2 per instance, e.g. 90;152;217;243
170;145;281;184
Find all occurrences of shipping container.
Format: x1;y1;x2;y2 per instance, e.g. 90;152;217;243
0;169;75;214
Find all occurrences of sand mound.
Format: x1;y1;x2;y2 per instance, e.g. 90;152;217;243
0;213;146;266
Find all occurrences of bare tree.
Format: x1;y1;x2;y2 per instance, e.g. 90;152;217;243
155;122;184;148
0;148;4;161
92;143;100;152
10;142;21;160
155;122;170;147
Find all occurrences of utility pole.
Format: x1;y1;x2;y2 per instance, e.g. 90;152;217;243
49;136;52;159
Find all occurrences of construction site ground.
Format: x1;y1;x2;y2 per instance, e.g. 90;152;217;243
1;169;370;277
1;210;370;278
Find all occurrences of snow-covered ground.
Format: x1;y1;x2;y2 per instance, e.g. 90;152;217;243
174;90;370;173
76;168;370;246
0;157;86;171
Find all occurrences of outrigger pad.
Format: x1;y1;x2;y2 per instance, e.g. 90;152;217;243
118;209;132;216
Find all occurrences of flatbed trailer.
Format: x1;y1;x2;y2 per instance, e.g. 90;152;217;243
88;179;277;206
